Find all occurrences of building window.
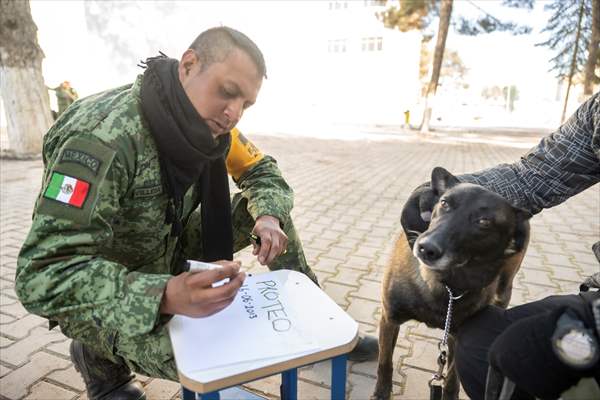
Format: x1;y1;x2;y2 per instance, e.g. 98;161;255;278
329;1;348;10
328;39;347;53
361;37;383;52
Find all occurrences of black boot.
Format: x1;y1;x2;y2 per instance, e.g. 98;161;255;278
70;340;146;400
348;334;379;362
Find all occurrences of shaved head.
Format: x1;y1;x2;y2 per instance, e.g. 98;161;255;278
188;27;267;78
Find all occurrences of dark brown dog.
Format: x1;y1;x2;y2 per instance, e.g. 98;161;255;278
372;167;532;400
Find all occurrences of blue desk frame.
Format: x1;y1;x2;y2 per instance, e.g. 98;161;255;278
181;354;348;400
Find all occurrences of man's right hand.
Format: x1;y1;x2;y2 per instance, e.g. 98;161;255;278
160;260;246;318
400;183;439;249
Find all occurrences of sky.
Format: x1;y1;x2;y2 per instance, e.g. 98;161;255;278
11;0;590;135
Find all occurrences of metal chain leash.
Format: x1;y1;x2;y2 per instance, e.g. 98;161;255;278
429;285;465;400
441;285;461;349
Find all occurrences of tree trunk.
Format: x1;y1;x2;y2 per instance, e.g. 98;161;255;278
418;35;433;97
561;0;586;124
420;0;453;133
584;0;600;95
0;0;52;157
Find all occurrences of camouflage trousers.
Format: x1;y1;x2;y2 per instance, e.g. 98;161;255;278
60;193;317;382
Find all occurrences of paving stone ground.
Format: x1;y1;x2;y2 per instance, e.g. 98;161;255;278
1;130;598;399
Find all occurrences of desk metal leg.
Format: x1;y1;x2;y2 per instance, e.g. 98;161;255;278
198;392;220;400
182;387;197;400
181;387;220;400
281;368;298;400
331;355;347;400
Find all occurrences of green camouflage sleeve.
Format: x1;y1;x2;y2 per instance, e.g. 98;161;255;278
233;156;294;226
16;136;171;337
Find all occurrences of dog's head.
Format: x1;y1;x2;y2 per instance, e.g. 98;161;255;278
413;167;532;291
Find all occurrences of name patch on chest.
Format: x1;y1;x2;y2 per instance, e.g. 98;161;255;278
133;185;163;199
60;149;101;174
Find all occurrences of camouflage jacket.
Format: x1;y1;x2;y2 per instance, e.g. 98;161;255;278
16;76;293;337
54;86;78;114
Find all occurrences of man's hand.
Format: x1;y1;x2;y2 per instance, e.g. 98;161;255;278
252;215;287;265
160;260;245;317
400;183;439;249
488;306;600;399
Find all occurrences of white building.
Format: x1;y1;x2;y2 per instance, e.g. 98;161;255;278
238;1;422;133
318;1;422;126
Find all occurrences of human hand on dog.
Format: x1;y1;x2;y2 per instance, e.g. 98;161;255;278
400;182;440;249
251;215;288;265
159;260;245;318
401;167;464;249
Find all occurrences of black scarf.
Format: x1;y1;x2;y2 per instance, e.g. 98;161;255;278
139;56;233;262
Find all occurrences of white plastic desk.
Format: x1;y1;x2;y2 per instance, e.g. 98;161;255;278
168;270;359;400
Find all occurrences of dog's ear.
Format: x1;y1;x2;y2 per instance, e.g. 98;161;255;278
431;167;460;196
505;207;533;256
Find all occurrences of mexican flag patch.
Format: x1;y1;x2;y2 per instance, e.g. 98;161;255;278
44;172;90;208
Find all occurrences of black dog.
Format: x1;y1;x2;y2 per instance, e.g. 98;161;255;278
372;167;532;400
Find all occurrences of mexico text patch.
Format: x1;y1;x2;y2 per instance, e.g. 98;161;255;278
44;172;90;208
60;149;101;174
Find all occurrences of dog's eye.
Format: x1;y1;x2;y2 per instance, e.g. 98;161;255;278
478;218;492;228
440;199;450;210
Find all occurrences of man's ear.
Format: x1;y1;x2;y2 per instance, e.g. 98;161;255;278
179;49;200;80
430;167;460;196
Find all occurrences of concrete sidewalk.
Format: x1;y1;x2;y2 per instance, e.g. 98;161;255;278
1;132;598;399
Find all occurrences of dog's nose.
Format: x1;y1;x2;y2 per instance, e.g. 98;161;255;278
417;240;443;262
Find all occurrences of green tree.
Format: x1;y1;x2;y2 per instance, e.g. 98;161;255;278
481;85;518;112
0;0;52;157
379;0;533;132
481;85;504;101
537;0;595;122
419;43;469;95
502;85;519;112
440;49;468;89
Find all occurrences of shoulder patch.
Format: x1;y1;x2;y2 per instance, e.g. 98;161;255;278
60;149;101;174
237;131;261;157
43;172;90;208
226;128;264;180
37;136;117;225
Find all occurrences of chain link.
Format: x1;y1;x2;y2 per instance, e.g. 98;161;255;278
430;285;465;386
441;285;454;349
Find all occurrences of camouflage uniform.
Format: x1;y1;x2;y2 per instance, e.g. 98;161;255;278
16;75;316;381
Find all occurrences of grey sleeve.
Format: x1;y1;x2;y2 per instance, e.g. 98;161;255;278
460;93;600;214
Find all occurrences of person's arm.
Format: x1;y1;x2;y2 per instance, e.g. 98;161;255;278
227;128;293;225
226;128;293;264
234;156;293;226
401;93;600;246
15;136;172;337
460;93;600;214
